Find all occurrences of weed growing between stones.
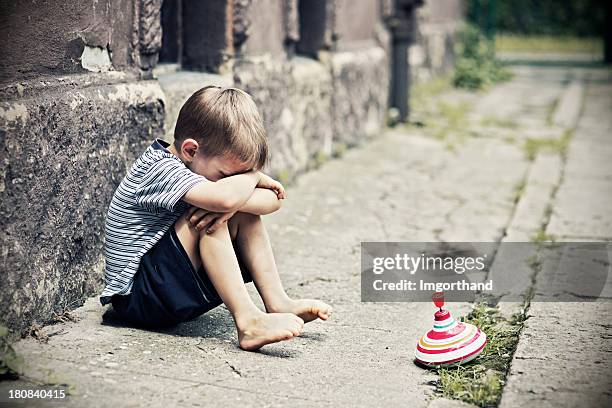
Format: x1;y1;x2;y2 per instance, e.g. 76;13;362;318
313;151;329;168
530;229;556;243
511;180;526;205
332;142;348;158
411;75;453;110
0;325;77;395
434;303;526;407
522;129;572;161
407;95;474;147
480;116;519;129
545;97;560;126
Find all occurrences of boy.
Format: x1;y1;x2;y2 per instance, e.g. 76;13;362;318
100;85;332;350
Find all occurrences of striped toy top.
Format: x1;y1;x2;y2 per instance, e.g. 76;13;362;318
415;308;487;367
99;138;208;305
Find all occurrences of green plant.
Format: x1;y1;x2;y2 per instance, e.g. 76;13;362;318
480;116;519;129
496;35;603;54
411;75;452;108
522;130;572;161
435;304;525;407
314;151;328;168
452;25;512;91
512;180;526;204
332;142;348;158
530;229;556;243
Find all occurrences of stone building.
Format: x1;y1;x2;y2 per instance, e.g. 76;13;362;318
0;0;463;336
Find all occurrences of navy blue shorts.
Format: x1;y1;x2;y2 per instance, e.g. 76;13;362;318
111;226;252;328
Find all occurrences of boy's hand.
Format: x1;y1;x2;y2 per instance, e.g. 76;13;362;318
256;171;286;199
185;206;237;234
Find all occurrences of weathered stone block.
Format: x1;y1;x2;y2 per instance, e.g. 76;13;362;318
233;56;296;180
0;75;165;335
234;54;335;183
290;57;333;165
330;46;389;147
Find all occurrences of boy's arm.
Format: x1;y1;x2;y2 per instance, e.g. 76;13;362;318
183;170;260;212
237;188;282;215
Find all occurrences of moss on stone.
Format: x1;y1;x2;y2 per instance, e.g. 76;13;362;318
523;130;572;161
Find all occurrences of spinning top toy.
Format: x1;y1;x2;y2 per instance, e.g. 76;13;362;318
414;292;487;367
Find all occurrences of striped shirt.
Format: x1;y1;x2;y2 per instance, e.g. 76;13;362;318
99;138;208;305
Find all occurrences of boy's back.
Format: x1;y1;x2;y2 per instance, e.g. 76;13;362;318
100;138;207;306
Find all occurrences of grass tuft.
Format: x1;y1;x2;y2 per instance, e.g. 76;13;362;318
511;180;526;204
332;142;348;158
530;229;556;243
495;35;603;54
313;151;329;168
411;76;453;108
434;303;526;407
480;116;519;129
522;130;572;161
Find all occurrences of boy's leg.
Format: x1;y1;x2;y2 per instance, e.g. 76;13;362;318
174;216;304;350
225;212;332;323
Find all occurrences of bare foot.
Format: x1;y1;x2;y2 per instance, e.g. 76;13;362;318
267;298;333;323
236;311;304;351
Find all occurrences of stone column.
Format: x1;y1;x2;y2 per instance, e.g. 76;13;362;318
385;0;423;123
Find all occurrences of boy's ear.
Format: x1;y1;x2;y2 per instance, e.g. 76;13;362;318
181;139;199;161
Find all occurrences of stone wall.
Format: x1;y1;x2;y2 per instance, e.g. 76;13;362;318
0;74;165;336
0;0;463;336
0;0;165;336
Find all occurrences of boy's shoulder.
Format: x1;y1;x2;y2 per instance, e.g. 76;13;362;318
142;138;175;159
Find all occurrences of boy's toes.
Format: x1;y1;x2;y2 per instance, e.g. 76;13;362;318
318;308;331;320
290;326;301;337
293;314;305;326
287;315;303;336
315;302;332;320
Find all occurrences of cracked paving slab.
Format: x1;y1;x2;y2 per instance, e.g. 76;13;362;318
499;302;612;408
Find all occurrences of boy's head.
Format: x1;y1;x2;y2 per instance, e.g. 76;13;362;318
172;86;268;181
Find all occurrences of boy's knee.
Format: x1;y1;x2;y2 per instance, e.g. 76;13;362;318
228;212;260;240
193;212;260;241
198;219;230;239
231;211;260;225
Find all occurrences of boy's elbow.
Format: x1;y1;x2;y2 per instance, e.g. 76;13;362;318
272;198;283;212
263;197;282;214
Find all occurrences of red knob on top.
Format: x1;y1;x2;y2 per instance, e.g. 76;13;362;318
432;292;445;309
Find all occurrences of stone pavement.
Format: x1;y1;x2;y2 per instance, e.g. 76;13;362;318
499;67;612;408
2;64;610;407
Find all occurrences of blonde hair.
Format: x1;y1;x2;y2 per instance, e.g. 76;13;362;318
173;86;269;170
